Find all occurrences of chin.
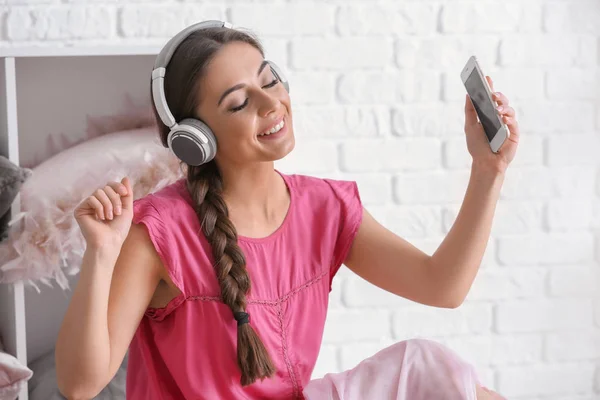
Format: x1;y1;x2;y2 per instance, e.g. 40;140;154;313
271;133;295;161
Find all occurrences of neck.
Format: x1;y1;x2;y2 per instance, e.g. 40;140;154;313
217;161;286;218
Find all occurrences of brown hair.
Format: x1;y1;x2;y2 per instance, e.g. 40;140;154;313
151;27;276;386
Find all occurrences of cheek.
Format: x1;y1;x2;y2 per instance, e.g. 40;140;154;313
214;114;258;148
281;91;292;116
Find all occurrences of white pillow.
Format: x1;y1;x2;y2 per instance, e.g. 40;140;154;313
0;349;32;400
0;126;184;290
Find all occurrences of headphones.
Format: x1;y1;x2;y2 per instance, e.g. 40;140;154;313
151;20;290;166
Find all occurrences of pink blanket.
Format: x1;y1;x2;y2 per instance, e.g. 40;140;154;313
304;339;481;400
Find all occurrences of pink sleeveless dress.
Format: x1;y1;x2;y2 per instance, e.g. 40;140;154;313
126;171;481;400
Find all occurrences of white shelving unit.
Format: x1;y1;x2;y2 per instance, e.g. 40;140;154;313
1;55;29;400
0;45;160;399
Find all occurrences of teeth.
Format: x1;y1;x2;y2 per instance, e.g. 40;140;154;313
259;119;285;136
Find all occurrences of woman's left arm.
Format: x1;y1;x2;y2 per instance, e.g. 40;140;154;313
343;76;520;309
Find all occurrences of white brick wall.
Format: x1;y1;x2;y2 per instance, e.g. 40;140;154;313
3;0;599;398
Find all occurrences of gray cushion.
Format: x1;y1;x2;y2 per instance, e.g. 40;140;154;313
0;156;32;241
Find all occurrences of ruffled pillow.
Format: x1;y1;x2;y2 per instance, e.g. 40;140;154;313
0;126;184;290
0;337;32;400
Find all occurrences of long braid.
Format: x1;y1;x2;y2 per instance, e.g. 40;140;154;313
186;161;276;386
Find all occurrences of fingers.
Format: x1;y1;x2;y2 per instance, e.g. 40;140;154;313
106;180;128;197
493;91;514;117
503;115;520;139
486;75;494;92
486;82;518;138
492;91;509;107
86;195;105;221
104;185;122;217
491;91;518;137
120;176;133;211
86;178;131;221
497;101;516;138
94;187;114;220
105;180;128;215
496;104;515;118
488;78;511;111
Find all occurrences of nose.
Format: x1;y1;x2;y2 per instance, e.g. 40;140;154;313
257;89;280;118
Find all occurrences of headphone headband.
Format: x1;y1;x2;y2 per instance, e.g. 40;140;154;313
153;20;233;70
151;20;233;129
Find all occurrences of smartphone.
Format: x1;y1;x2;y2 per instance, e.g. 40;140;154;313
460;56;509;153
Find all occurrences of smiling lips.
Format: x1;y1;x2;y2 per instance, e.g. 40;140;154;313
258;116;285;137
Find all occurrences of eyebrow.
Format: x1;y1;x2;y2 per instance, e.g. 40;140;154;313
217;60;270;107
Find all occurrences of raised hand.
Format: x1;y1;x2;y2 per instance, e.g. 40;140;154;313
74;176;134;251
464;76;520;174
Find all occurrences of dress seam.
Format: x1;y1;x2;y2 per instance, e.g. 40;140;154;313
277;301;300;399
186;269;328;306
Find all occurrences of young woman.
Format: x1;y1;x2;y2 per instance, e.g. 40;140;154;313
56;21;518;400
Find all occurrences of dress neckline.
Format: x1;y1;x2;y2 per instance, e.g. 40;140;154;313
178;169;293;244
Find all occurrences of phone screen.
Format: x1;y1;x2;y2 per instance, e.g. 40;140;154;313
464;69;501;142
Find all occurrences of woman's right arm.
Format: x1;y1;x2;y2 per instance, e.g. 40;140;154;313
55;178;164;399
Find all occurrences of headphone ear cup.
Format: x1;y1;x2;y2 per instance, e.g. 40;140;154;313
167;118;217;166
182;118;218;157
268;61;289;93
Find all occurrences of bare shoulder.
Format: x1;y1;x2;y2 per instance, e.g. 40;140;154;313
124;221;181;307
123;221;169;282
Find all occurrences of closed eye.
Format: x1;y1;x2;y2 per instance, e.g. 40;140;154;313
229;78;279;113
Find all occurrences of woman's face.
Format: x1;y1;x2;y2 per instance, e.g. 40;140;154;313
195;41;295;168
